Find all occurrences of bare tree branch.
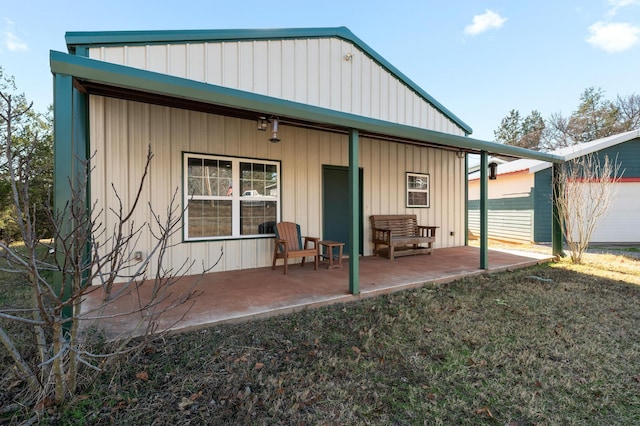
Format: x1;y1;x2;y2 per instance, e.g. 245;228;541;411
553;153;623;263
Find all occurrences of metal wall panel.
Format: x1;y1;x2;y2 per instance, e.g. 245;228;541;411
589;182;640;243
88;38;466;135
468;209;534;242
90;97;466;278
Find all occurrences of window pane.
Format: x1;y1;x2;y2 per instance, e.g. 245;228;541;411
240;201;277;235
252;163;265;180
408;175;428;190
188;200;232;238
408;192;428;206
219;160;232;178
188;158;203;177
219;179;233;197
187;177;202;196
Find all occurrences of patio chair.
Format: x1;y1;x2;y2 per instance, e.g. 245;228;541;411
272;222;319;275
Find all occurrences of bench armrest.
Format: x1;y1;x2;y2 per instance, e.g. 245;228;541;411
417;225;438;238
371;226;392;243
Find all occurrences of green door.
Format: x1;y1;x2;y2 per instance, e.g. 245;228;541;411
322;165;363;255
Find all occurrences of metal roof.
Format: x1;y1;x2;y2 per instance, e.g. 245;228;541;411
468;129;640;180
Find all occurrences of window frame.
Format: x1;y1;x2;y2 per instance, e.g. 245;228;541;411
406;172;430;208
183;152;281;241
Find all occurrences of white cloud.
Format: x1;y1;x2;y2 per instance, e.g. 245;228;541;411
586;21;640;52
2;18;28;52
464;10;507;36
607;0;640;16
5;31;28;51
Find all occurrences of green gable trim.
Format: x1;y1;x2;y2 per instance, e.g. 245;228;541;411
65;26;473;134
50;50;563;163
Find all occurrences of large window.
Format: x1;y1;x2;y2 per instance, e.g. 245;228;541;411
184;153;280;240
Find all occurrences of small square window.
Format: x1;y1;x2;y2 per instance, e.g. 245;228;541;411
406;172;430;208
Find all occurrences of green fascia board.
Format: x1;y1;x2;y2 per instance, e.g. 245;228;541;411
50;50;563;163
65;26;473;135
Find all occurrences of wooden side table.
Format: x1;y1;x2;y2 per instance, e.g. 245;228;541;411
318;240;345;269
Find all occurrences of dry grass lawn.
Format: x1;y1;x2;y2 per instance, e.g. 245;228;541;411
2;248;640;425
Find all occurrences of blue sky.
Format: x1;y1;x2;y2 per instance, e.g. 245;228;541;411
1;0;639;141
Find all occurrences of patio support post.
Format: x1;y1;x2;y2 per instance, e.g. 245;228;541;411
464;153;469;246
479;151;489;269
348;129;360;295
551;162;565;257
53;73;89;326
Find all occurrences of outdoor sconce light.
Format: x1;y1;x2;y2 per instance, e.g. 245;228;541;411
488;161;498;180
257;116;269;131
456;150;466;159
269;118;281;143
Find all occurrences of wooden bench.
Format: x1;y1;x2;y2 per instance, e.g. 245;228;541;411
370;214;437;260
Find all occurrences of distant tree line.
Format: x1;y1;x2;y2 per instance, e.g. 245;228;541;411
493;87;640;151
0;66;53;243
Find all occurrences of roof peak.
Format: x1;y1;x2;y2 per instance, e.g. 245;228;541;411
64;26;473;134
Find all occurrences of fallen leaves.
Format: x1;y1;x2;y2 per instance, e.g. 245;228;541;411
475;406;493;418
178;391;202;411
177;397;193;411
135;371;149;381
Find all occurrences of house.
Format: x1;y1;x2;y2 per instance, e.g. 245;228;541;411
50;27;563;294
468;129;640;244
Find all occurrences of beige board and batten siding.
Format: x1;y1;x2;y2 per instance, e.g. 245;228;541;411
88;38;465;136
90;97;465;278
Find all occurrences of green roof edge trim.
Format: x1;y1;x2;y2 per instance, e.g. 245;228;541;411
64;26;473;134
49;50;563;163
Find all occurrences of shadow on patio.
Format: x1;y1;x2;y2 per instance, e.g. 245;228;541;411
81;246;553;339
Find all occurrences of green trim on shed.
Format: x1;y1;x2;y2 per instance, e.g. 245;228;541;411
533;168;553;243
65;27;473;134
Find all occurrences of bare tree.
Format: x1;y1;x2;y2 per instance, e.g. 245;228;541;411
541;112;573;150
0;73;220;414
615;93;640;131
553;153;623;263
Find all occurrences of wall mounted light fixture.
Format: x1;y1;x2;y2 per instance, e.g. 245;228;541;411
488;161;498;180
269;118;281;143
257;116;269;131
456;150;466;159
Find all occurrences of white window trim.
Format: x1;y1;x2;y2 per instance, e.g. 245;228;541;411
183;153;281;241
406;172;430;208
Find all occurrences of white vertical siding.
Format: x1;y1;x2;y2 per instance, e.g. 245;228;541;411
91;98;466;278
88;38;466;136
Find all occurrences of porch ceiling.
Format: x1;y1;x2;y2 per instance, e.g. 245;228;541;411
51;50;564;163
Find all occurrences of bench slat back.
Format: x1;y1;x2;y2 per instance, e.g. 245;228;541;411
370;215;418;237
